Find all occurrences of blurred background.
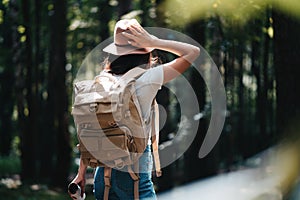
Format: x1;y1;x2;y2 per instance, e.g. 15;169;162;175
0;0;300;199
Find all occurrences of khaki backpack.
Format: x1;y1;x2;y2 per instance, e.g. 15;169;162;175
71;67;161;200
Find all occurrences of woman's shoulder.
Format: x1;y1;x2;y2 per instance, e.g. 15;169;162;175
139;65;164;82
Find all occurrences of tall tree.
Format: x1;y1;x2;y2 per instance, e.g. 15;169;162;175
98;0;112;39
260;8;272;147
118;0;131;19
37;0;53;182
19;0;39;182
184;19;207;181
273;11;300;137
0;0;14;156
48;0;71;187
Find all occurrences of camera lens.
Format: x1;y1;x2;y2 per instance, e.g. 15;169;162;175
68;183;79;194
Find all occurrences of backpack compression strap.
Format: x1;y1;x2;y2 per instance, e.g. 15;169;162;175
96;67;146;85
103;167;112;200
128;164;140;200
151;100;162;177
103;166;140;200
114;67;146;88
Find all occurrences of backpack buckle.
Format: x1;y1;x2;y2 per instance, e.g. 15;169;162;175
108;121;118;127
89;159;99;168
89;103;98;113
114;159;125;169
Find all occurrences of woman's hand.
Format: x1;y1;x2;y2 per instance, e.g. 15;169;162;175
69;156;87;199
69;173;86;199
122;24;157;48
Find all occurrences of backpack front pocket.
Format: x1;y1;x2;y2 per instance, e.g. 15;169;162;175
79;126;134;168
101;126;132;158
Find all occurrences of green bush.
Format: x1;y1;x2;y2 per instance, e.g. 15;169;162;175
0;156;21;176
0;185;95;200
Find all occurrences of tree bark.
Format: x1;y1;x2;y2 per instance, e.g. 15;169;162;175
0;0;15;156
184;19;207;181
261;9;271;147
19;0;39;182
48;0;71;187
118;0;131;19
273;11;300;137
251;18;265;151
98;0;112;39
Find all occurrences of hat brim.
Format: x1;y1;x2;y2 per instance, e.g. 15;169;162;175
103;43;154;55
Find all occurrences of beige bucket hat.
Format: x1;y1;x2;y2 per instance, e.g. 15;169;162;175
103;19;154;55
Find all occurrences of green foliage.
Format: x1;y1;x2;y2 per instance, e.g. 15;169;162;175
0;137;21;175
0;185;95;200
161;0;300;27
0;156;21;175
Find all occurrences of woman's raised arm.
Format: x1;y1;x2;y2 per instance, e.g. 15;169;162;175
122;24;200;83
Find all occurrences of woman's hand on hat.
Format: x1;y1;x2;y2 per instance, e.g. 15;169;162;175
122;25;156;48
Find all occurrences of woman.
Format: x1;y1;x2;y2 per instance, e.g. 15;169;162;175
70;19;200;200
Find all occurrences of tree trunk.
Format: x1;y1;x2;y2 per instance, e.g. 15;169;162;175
118;0;131;19
98;0;112;39
48;0;71;187
273;11;300;137
19;0;39;182
237;41;246;156
35;0;51;182
11;0;24;159
251;18;264;151
184;19;207;181
0;1;15;156
261;8;271;147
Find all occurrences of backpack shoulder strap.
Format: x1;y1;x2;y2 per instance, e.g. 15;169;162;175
95;70;118;83
151;100;162;177
120;67;146;82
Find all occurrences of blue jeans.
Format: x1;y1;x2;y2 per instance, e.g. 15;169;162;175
94;146;157;200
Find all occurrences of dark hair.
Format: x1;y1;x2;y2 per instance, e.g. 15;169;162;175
106;53;151;75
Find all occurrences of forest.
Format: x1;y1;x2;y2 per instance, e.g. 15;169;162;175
1;0;300;199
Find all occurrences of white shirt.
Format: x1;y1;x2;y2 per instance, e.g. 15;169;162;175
135;65;164;120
